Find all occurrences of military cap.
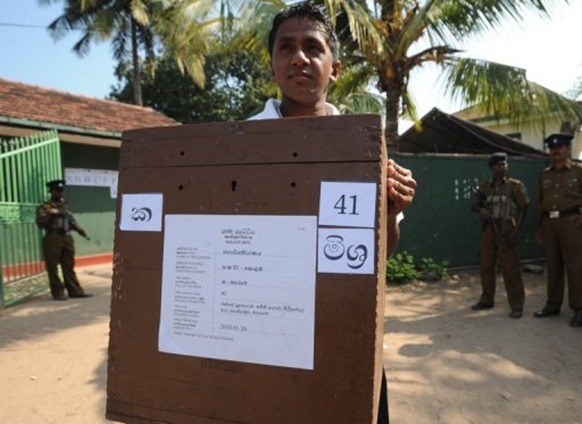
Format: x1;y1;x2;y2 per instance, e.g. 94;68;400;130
46;179;66;190
488;152;507;166
544;133;573;148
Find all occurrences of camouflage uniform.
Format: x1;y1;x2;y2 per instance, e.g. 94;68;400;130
36;198;86;298
472;177;529;310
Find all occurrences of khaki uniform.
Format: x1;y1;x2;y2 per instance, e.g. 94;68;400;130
36;199;85;298
537;162;582;314
472;177;529;310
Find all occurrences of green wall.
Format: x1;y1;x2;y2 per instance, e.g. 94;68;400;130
393;152;548;268
60;143;119;257
55;144;549;267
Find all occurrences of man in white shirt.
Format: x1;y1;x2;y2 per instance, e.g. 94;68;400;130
249;3;416;423
249;3;415;256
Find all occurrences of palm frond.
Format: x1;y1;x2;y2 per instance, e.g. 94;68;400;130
429;0;566;40
332;91;386;117
443;57;581;124
395;0;438;58
330;61;376;98
330;0;386;57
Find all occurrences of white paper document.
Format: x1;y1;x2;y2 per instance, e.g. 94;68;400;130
159;215;317;370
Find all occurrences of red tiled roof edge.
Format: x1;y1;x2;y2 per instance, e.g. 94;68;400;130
0;77;178;134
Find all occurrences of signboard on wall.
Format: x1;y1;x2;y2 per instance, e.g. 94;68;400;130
64;167;118;198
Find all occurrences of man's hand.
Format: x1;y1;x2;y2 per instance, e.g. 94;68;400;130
478;208;491;222
77;228;89;239
506;230;518;248
386;159;416;216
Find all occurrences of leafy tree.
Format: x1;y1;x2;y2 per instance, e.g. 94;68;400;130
226;0;386;116
310;0;580;144
109;50;274;123
39;0;216;106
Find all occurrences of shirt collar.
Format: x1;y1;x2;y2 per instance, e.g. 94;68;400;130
248;99;340;120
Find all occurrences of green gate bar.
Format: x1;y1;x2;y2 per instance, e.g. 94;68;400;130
0;130;62;307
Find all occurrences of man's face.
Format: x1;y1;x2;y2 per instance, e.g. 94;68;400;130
491;161;507;178
50;187;64;200
549;145;570;163
270;17;341;109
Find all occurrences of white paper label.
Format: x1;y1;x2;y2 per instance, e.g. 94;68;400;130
158;215;317;370
119;193;163;232
64;167;119;199
317;228;375;274
318;182;377;228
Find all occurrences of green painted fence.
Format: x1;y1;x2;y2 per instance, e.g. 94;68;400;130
0;130;62;307
393;152;547;268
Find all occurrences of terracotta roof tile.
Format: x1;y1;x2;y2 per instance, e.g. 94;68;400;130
0;78;177;133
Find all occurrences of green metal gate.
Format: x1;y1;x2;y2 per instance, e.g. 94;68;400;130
0;130;62;307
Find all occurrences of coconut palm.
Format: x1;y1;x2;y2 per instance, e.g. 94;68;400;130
40;0;154;105
225;0;386;115
39;0;217;106
310;0;580;144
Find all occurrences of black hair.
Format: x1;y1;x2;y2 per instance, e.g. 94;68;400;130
268;1;339;59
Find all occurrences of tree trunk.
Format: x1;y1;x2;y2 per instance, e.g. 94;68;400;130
384;78;402;151
131;18;143;106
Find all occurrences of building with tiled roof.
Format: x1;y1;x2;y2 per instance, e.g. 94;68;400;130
0;77;177;147
0;78;179;268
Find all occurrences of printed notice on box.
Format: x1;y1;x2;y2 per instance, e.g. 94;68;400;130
158;215;317;370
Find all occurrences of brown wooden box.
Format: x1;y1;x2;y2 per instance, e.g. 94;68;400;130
107;115;388;424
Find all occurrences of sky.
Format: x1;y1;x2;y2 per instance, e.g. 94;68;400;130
1;0;582;120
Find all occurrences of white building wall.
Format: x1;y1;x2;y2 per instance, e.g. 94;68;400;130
455;108;582;160
572;131;582;160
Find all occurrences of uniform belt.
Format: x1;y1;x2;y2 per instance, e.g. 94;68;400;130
543;207;582;219
46;228;69;235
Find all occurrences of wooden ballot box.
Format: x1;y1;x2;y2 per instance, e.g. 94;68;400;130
106;114;388;424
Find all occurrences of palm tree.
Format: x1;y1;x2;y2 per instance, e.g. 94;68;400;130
312;0;580;144
225;0;386;115
39;0;216;106
40;0;154;105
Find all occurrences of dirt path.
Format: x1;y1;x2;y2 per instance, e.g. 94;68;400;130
0;264;580;423
385;269;582;424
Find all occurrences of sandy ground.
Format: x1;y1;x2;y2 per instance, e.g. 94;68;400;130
0;263;581;424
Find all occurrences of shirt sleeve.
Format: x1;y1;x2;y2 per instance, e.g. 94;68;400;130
513;181;530;209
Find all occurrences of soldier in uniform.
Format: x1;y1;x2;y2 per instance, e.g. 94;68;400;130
534;133;582;327
36;179;92;301
470;152;530;318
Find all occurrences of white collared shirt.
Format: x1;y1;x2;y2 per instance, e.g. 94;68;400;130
247;98;340;120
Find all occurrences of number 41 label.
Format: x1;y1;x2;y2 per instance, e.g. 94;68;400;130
318;182;377;228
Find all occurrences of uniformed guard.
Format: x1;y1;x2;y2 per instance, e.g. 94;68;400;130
470;152;530;318
36;179;92;301
534;133;582;327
